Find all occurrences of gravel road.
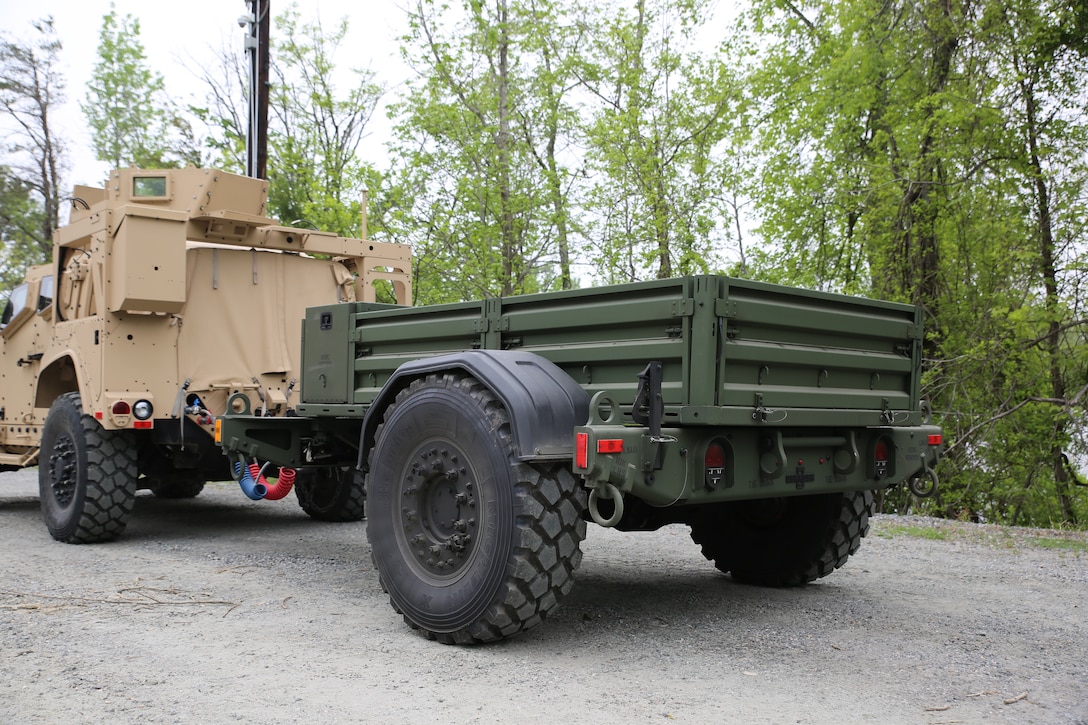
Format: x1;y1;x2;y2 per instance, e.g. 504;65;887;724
1;467;1086;724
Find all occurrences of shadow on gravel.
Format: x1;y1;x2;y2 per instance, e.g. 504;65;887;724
122;492;350;543
543;567;837;642
0;484;360;544
569;571;735;611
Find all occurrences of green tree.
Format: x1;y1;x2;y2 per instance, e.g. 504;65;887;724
82;4;193;169
0;167;48;289
733;0;1088;526
580;0;732;283
940;0;1088;525
188;40;248;174
0;17;66;282
386;0;585;303
263;6;384;238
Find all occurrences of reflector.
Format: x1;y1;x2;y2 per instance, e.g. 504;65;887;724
597;439;624;454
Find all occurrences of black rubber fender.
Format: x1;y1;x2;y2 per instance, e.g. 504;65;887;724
358;349;589;469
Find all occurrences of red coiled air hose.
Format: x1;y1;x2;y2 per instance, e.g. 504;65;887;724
262;466;297;501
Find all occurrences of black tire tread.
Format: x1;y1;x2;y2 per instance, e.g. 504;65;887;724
294;466;366;522
42;392;138;543
691;490;873;587
369;373;587;644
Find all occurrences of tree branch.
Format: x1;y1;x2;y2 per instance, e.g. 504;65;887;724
945;382;1088;455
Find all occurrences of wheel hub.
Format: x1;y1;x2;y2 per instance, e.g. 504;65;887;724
400;446;479;579
48;433;77;507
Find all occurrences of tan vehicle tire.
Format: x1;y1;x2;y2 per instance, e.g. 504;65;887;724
146;473;206;499
38;392;139;543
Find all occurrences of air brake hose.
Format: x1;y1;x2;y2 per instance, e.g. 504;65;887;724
262;467;297;501
235;460;268;500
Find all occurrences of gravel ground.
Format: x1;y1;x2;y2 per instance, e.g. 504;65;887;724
1;467;1086;725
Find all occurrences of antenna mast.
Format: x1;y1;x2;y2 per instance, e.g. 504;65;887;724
242;0;270;179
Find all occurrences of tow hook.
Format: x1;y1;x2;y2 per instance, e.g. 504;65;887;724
909;462;939;498
587;482;624;527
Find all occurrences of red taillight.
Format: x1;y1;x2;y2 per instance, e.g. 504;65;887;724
705;442;727;468
873;438;891;480
704;441;728;491
112;401;131;415
575;432;588;470
928;434;943;446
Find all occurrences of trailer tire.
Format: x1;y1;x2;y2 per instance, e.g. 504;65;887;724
146;472;205;499
38;392;139;543
690;490;873;587
294;466;365;522
367;372;587;644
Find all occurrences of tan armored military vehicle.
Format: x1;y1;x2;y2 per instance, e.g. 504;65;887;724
0;167;411;543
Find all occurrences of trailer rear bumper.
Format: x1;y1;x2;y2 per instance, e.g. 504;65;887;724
574;422;943;510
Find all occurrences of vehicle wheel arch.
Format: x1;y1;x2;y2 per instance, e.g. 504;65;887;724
358;350;589;471
34;353;83;409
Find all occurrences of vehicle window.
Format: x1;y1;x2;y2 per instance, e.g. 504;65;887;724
38;275;54;311
133;175;168;198
0;283;28;328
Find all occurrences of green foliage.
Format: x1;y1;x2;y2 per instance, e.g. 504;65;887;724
82;4;197;169
735;0;1088;527
580;0;734;283
0;167;48;290
384;0;584;302
264;5;383;238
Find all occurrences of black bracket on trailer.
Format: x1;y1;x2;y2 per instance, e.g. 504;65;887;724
631;361;665;476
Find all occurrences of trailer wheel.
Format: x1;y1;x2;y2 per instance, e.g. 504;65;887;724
146;472;205;499
367;372;587;644
690;490;873;587
38;392;139;543
294;466;365;522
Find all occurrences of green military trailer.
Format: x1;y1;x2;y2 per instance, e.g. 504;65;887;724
217;275;943;643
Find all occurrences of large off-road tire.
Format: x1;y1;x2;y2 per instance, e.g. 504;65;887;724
38;392;139;544
367;372;587;644
294;466;366;522
690;490;873;587
145;471;206;499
